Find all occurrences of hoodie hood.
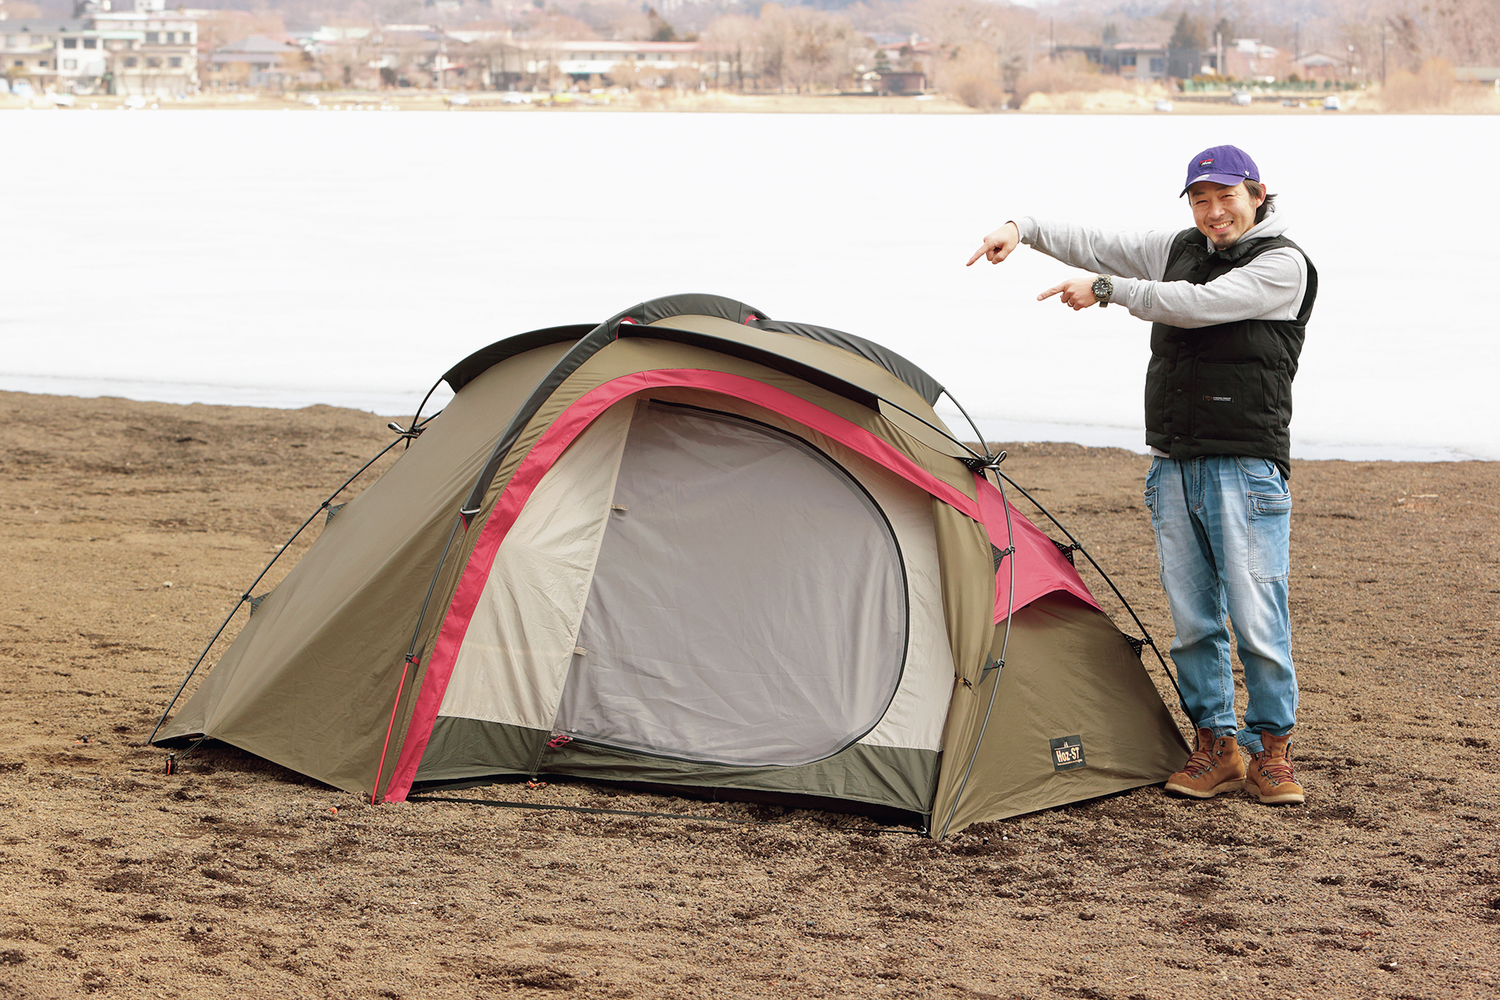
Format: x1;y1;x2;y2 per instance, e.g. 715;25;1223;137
1210;200;1289;255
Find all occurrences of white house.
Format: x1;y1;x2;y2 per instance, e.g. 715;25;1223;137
3;22;60;85
90;0;198;96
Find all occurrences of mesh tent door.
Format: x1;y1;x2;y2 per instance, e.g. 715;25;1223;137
557;401;908;766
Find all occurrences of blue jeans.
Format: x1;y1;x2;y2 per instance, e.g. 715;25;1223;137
1143;456;1297;755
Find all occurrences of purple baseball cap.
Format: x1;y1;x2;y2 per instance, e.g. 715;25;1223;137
1180;145;1259;196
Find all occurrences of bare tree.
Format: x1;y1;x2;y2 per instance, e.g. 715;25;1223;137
703;13;759;90
786;7;861;93
912;0;1038;104
302;26;386;89
758;4;795;92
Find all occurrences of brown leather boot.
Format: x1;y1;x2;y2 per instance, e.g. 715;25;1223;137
1247;732;1305;805
1164;728;1246;799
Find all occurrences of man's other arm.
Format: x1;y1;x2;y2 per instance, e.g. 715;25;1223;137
1113;248;1309;328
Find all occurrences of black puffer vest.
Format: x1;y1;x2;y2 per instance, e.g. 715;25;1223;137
1145;228;1317;479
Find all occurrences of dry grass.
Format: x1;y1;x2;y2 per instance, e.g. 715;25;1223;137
1369;59;1500;113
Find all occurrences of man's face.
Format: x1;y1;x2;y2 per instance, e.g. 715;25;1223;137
1189;180;1265;249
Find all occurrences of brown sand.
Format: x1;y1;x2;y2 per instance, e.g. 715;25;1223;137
1;390;1496;999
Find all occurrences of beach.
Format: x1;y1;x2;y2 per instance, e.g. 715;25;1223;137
1;389;1496;999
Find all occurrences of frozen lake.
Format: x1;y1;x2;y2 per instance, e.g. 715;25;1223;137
2;109;1496;461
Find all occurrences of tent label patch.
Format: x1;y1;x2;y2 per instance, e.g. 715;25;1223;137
1050;736;1086;771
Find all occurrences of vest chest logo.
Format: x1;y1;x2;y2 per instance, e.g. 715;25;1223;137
1203;395;1233;402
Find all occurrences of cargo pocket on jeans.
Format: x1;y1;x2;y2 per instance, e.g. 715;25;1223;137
1143;459;1160;524
1142;467;1166;591
1248;489;1292;583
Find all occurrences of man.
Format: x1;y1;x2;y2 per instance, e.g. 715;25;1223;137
966;144;1316;806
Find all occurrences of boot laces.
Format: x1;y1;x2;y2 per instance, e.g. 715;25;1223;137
1257;753;1296;786
1182;746;1217;778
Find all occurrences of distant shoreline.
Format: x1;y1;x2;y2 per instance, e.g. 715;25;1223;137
1;385;1487;464
6;88;1494;114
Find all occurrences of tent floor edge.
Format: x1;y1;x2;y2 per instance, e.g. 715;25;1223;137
409;772;930;832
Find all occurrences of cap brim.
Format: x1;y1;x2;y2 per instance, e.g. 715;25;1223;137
1180;171;1257;196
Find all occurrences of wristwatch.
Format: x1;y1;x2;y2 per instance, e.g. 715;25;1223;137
1092;274;1113;307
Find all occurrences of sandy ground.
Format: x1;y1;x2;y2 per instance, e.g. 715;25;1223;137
1;390;1497;999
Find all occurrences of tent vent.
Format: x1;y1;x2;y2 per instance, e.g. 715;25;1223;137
248;594;268;616
990;544;1014;573
1052;539;1079;565
325;503;346;525
1125;636;1146;657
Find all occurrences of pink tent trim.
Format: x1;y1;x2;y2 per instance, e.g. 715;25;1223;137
975;474;1099;622
380;368;985;801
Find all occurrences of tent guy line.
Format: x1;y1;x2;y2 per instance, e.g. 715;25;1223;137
993;468;1188;719
148;427;420;748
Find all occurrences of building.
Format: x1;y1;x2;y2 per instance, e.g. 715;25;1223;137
3;21;60;86
1455;66;1500;90
1295;52;1344;83
206;34;301;90
873;70;926;95
89;0;198;96
5;18;156;96
1221;38;1291;82
1055;42;1172;82
488;38;724;90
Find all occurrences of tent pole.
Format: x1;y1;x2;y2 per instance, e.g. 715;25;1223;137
370;513;466;801
936;460;1016;841
993;470;1189;721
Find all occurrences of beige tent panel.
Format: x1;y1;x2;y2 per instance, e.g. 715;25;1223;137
933;591;1189;835
436;400;635;728
157;343;575;793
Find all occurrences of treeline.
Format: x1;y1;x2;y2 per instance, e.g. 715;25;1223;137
520;0;1500;100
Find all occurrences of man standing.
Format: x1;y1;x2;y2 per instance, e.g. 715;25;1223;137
966;144;1316;805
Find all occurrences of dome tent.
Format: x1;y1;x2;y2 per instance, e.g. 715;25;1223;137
154;293;1188;838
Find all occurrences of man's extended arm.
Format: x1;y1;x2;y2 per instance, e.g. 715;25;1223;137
1015;217;1176;281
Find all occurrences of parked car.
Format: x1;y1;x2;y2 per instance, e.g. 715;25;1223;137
1230;90;1252;106
500;91;531;105
444;92;470;106
1322;95;1342;111
1154;99;1173;112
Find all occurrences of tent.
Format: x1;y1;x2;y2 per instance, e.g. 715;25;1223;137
155;293;1188;838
